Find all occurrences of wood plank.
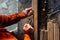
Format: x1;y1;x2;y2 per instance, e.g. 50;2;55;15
40;30;48;40
47;20;54;40
54;22;59;40
47;19;59;40
32;0;38;40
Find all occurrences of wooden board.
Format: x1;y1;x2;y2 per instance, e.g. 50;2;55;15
47;20;54;40
47;20;59;40
32;0;38;40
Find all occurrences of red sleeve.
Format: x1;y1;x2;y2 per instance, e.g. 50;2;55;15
0;12;27;27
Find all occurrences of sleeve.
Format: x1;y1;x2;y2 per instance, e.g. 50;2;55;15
0;12;27;27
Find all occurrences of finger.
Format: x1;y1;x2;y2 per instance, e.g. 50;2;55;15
28;10;33;16
23;7;32;14
25;7;32;11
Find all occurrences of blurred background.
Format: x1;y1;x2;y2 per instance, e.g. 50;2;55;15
0;0;32;40
0;0;18;33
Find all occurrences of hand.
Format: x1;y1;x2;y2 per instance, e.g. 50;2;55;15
23;23;34;33
22;7;33;17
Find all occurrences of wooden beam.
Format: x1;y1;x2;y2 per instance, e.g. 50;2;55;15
32;0;38;40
